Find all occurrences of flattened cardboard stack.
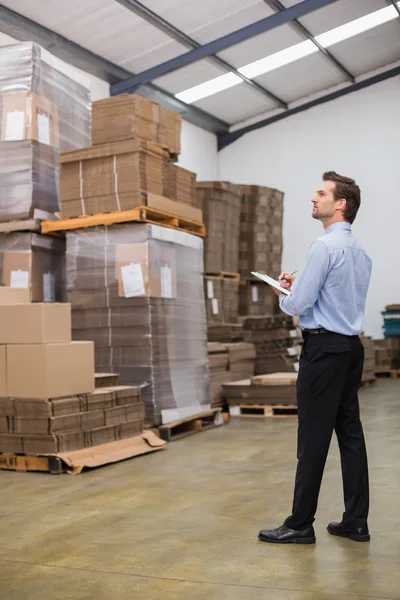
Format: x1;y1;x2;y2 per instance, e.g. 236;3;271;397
92;94;181;157
207;342;255;407
197;182;241;274
223;373;297;406
374;337;400;370
207;323;244;343
67;223;210;426
204;276;239;325
0;232;66;302
0;42;91;223
59;142;198;220
242;315;297;375
239;185;284;316
360;335;376;383
208;343;229;408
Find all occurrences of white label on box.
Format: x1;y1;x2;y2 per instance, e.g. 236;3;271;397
121;263;145;298
229;406;240;416
38;113;50;145
287;347;297;357
289;329;297;338
207;280;214;299
43;272;56;302
5;111;25;141
294;362;300;372
161;265;172;299
212;298;219;315
251;285;259;303
10;270;29;289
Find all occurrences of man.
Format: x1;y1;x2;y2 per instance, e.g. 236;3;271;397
259;171;372;545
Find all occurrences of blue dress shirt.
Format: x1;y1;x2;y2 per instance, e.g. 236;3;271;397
279;222;372;335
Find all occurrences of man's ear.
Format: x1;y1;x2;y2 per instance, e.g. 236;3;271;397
336;198;346;212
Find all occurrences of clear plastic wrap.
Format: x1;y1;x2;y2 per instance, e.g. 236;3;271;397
0;41;91;151
0;232;66;302
67;223;210;425
0;42;91;222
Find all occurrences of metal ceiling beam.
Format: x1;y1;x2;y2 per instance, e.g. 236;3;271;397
111;0;341;95
263;0;355;83
115;0;288;108
218;64;400;150
389;0;400;17
0;5;229;134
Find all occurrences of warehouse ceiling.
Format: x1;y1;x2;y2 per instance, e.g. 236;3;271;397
1;0;399;144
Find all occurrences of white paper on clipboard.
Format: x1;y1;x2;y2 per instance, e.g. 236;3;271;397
251;271;290;295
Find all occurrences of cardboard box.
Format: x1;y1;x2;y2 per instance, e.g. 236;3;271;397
0;303;71;344
0;287;30;304
115;241;177;299
1;92;60;148
7;341;95;399
0;345;6;397
0;232;66;303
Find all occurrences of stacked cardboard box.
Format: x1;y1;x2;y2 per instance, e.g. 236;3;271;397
196;182;241;274
60;139;198;220
360;335;376;383
204;276;239;325
207;342;255;408
0;232;66;302
67;223;210;426
239;280;278;316
207;323;244;343
374;337;400;370
0;291;146;455
382;305;400;337
239;185;284;279
92;94;181;157
223;373;297;407
242;315;297;375
208;343;229;408
0;42;91;223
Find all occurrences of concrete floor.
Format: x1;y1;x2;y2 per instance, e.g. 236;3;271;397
0;379;399;600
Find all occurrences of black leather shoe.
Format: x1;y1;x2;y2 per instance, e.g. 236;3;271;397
327;521;370;542
258;524;316;544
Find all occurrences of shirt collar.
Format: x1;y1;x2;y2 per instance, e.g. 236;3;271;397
325;222;351;234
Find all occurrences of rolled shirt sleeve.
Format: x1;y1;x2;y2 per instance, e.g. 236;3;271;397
279;240;330;317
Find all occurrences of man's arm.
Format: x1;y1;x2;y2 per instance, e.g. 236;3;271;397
279;240;330;316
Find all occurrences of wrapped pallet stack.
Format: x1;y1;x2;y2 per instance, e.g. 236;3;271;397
0;41;91;304
67;223;210;426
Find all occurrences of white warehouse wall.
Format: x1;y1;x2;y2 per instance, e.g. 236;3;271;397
178;120;219;180
219;78;400;339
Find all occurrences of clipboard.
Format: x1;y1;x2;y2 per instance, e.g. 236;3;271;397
251;271;290;295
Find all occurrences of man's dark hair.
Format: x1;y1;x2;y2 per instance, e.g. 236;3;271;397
323;171;361;224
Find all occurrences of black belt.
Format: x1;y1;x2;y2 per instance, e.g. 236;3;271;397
302;327;329;334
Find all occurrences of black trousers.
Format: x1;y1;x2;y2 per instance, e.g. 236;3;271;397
285;331;369;530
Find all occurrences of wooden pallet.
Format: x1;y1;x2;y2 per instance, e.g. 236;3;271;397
158;408;224;442
205;272;240;281
360;378;376;389
0;453;64;474
375;368;400;379
0;210;59;234
229;404;298;418
41;206;206;237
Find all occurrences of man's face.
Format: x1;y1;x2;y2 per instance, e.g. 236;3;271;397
312;180;343;221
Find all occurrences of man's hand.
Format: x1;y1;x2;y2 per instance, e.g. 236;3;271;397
279;272;296;291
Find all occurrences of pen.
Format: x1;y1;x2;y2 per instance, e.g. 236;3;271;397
279;269;298;283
